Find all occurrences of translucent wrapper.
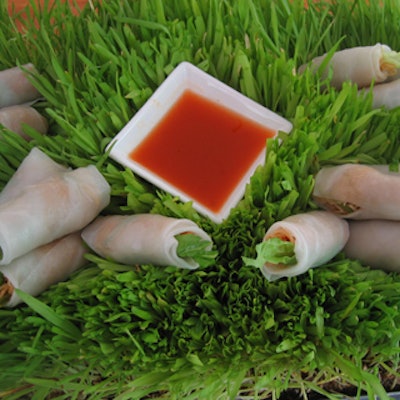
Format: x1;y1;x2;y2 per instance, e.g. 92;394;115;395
0;64;41;107
0;232;87;308
0;164;110;265
313;164;400;220
299;43;395;89
260;211;349;281
0;105;48;140
365;78;400;110
82;214;213;269
0;147;68;205
344;220;400;272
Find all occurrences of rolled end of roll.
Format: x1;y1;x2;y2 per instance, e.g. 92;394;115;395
0;273;13;307
259;211;349;281
0;105;48;141
0;64;42;108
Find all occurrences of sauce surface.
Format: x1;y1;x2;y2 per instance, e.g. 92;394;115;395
129;90;275;213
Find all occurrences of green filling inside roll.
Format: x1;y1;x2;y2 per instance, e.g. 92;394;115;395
242;238;297;269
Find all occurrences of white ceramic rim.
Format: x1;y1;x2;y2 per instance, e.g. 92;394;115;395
107;61;293;223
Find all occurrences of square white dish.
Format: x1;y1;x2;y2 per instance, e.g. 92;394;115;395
107;62;293;223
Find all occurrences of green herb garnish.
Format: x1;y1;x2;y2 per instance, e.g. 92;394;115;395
242;237;297;269
381;50;400;74
175;233;218;267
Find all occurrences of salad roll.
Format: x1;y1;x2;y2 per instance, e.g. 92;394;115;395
243;211;349;281
0;147;68;205
313;164;400;220
299;43;400;89
0;232;87;308
0;105;48;140
344;219;400;272
0;64;41;107
365;78;400;110
0;164;110;265
82;214;214;269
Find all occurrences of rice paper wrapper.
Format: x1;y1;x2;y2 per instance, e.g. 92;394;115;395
364;77;400;110
313;164;400;220
299;43;392;89
0;64;41;108
261;211;349;281
344;219;400;272
0;147;68;205
82;214;213;269
0;232;87;308
0;164;110;265
0;105;48;140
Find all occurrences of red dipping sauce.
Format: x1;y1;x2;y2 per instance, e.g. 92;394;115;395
129;89;275;213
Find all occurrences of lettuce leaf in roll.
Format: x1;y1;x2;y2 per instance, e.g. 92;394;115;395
242;237;297;269
175;233;218;268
